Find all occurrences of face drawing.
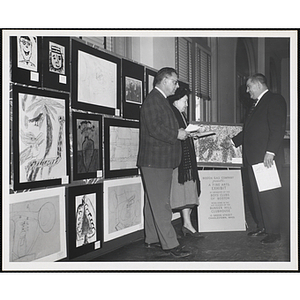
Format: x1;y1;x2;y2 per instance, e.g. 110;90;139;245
49;43;64;74
19;36;33;63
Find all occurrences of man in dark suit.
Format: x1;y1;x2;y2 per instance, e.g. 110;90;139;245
232;73;287;244
137;67;191;257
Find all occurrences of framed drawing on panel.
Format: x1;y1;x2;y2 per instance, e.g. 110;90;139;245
8;186;66;263
103;177;144;242
71;39;121;115
193;122;243;167
67;184;103;259
12;85;70;191
122;59;144;120
145;67;157;96
42;37;70;91
104;117;139;178
72;112;103;181
10;36;42;86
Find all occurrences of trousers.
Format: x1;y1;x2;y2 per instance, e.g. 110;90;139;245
140;167;179;250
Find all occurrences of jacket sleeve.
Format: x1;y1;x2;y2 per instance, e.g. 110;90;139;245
143;96;179;144
232;130;243;147
266;94;287;154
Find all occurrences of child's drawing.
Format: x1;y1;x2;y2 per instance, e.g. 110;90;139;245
49;41;65;74
75;193;96;247
17;36;38;72
19;92;66;182
76;119;99;173
10;195;60;262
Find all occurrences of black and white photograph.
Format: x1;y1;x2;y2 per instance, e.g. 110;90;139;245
1;24;298;298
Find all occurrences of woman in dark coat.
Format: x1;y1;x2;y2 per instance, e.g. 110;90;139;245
168;87;204;238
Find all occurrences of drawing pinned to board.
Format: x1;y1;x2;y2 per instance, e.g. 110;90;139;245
49;41;65;75
75;193;97;247
13;86;69;191
9;187;66;262
17;36;38;72
104;177;144;242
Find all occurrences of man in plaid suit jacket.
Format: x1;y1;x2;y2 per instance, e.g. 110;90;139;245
137;67;191;258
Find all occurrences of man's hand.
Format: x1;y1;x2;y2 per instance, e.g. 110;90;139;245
177;128;189;140
264;152;275;168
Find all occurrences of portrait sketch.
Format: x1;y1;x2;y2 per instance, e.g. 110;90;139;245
76;118;100;174
17;36;38;72
49;41;65;75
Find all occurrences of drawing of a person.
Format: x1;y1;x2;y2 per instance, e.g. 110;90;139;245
18;36;36;68
49;43;64;74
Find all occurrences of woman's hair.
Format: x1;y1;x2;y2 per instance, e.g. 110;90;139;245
168;86;191;103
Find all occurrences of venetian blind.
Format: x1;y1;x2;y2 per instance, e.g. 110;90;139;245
195;45;211;100
176;37;192;87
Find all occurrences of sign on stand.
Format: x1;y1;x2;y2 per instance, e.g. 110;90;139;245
197;169;246;232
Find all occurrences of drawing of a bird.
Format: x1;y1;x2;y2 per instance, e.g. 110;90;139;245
20;130;44;164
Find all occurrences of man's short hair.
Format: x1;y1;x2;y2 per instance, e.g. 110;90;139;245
154;67;178;86
248;73;268;87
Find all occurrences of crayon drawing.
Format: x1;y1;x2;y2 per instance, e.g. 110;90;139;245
78;50;117;109
9;187;66;262
76;119;100;173
75;193;97;248
17;36;38;72
104;177;143;241
18;92;66;183
49;41;65;75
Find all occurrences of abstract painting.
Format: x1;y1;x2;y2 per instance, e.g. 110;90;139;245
103;177;144;242
72;112;102;181
68;184;103;259
9;187;66;262
193;122;243;166
13;85;69;191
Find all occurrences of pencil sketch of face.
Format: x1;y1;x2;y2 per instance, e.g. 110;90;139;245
17;36;37;71
49;42;65;74
19;36;33;63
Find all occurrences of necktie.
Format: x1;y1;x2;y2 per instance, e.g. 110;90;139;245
247;99;258;117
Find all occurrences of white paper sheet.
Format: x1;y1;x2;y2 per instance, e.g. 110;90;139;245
252;161;281;192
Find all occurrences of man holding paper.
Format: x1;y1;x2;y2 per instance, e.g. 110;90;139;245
232;73;287;244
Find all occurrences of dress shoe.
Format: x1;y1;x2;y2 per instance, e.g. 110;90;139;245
164;246;191;258
182;226;205;238
247;228;266;237
261;234;281;244
145;242;161;249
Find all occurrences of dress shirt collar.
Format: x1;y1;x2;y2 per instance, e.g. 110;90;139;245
155;86;167;98
256;89;269;104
